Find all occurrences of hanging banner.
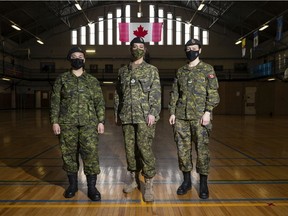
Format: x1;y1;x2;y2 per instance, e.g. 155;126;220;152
253;31;258;49
242;38;246;57
275;16;283;41
119;22;163;42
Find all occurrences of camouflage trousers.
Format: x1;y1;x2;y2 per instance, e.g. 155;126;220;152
59;124;100;175
173;119;211;175
122;123;156;178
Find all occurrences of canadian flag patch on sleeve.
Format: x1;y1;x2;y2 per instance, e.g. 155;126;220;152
208;74;215;78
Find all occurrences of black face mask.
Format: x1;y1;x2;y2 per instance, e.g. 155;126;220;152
70;59;84;69
186;50;200;61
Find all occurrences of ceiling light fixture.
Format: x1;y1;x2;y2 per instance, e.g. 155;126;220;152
37;39;44;45
2;78;11;81
235;40;242;45
259;24;269;31
86;49;96;53
267;78;275;81
137;1;142;18
88;22;94;28
75;3;82;11
1;16;44;44
197;3;205;11
11;24;21;31
75;1;92;27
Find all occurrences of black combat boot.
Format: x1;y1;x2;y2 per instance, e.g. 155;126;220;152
199;174;209;199
177;171;192;195
64;173;78;198
86;174;101;201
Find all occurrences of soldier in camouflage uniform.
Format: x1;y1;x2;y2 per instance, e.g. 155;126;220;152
168;39;220;199
50;47;105;201
114;37;161;202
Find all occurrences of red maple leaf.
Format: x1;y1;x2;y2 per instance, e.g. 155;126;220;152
133;25;148;37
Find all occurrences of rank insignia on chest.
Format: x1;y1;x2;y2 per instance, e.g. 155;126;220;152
131;79;136;84
188;80;192;84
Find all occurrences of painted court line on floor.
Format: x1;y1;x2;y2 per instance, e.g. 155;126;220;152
0;202;288;208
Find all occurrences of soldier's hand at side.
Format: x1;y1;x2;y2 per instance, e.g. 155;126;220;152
169;115;176;125
147;114;155;126
52;123;61;135
98;123;105;134
201;112;211;126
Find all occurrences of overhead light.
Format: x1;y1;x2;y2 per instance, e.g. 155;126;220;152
75;3;82;11
88;22;94;28
267;78;275;81
86;49;96;53
11;24;21;31
137;12;142;18
103;81;114;84
2;78;11;81
197;3;205;11
259;24;269;31
137;0;141;2
235;40;242;45
37;39;44;45
185;21;192;26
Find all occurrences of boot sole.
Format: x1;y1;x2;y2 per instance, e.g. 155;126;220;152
64;189;78;198
123;184;139;193
89;196;101;201
176;186;192;195
199;193;209;199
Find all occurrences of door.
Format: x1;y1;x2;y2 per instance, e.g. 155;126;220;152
244;87;257;115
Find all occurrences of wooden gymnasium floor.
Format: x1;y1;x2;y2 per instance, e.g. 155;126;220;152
0;109;288;216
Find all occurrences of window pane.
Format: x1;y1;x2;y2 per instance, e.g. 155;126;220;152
167;13;173;45
176;17;181;45
158;9;164;45
81;26;86;45
202;30;209;45
98;17;104;45
193;26;199;40
149;5;154;45
116;9;121;45
125;5;130;45
72;30;77;45
89;23;95;45
107;13;113;45
185;24;190;43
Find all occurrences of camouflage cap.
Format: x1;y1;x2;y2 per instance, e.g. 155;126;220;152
185;39;202;49
67;47;85;60
130;37;145;46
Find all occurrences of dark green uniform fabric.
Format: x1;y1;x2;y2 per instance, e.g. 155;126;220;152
169;61;220;175
174;119;210;175
50;70;105;175
122;123;156;178
114;61;161;124
114;61;161;178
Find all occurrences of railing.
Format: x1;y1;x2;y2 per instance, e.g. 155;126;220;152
0;63;286;82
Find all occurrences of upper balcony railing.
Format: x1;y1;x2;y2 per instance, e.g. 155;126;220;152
0;61;286;82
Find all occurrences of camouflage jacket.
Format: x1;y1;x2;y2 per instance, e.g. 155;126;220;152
169;61;220;120
50;70;105;126
114;61;161;124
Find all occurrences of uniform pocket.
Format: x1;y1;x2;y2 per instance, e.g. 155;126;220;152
139;78;152;93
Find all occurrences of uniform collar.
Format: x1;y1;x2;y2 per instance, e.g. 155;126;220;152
185;61;203;70
128;60;147;70
69;69;87;77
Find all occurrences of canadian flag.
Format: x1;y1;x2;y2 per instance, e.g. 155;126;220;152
119;22;163;42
